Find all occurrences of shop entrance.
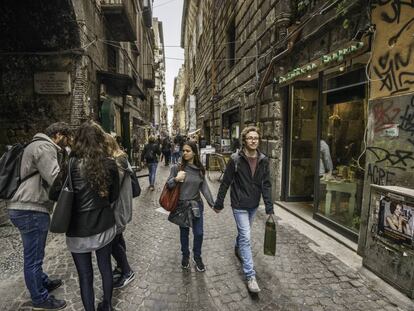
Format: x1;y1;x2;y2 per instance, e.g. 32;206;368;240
284;80;318;202
316;68;367;236
221;108;240;153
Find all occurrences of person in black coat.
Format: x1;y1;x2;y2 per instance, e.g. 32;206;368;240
141;136;161;190
66;121;119;311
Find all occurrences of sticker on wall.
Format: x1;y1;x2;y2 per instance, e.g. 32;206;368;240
380;124;399;137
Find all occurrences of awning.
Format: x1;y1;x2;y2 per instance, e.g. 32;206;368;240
98;70;145;99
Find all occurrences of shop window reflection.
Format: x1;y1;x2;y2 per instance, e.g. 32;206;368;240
318;98;367;233
288;82;318;198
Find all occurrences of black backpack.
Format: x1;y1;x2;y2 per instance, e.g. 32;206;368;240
0;138;46;200
144;144;155;161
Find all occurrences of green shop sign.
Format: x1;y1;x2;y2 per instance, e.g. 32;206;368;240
278;41;365;84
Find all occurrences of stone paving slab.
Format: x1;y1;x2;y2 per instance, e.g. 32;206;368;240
0;165;413;311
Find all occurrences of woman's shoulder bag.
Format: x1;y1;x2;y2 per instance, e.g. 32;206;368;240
50;158;74;233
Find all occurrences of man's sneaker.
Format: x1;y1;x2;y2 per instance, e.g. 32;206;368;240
113;271;135;289
112;267;122;279
32;295;67;310
181;256;190;269
235;246;242;262
247;276;261;293
44;279;63;292
192;257;206;272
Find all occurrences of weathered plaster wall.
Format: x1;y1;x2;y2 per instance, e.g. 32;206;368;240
370;1;414;99
357;2;414;294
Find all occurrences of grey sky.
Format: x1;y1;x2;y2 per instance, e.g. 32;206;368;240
153;0;184;127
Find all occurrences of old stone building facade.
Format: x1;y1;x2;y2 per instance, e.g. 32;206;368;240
152;17;168;134
179;0;414;297
0;0;162;223
180;0;373;233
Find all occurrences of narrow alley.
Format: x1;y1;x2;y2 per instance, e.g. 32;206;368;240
0;165;412;311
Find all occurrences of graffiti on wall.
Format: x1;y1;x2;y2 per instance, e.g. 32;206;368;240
372;101;401;133
399;96;414;146
367;95;414;186
371;1;414;99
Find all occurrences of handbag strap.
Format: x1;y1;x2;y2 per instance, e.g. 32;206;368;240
66;158;74;191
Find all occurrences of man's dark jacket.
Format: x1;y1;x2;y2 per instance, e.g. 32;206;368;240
214;150;274;214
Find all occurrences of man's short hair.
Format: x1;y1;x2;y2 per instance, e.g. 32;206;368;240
44;122;72;139
241;126;261;145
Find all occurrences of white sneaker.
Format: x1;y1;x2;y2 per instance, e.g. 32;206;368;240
247;276;261;293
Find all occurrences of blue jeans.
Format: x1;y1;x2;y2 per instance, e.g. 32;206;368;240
148;162;158;186
233;208;258;279
172;152;180;164
180;202;204;258
8;210;51;304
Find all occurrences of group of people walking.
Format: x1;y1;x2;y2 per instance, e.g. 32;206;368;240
8;121;138;311
6;122;274;310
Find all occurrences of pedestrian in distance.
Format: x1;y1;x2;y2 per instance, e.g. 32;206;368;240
161;136;172;166
65;121;120;311
141;136;161;191
171;139;181;164
7;121;72;310
166;140;215;272
213;126;274;293
105;134;136;289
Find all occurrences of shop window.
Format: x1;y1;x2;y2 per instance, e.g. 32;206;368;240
227;17;236;68
318;68;367;233
287;81;318;199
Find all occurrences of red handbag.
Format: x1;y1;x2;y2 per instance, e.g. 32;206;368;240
159;182;180;212
159;165;182;212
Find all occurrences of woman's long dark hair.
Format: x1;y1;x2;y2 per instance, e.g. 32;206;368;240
71;120;110;197
181;140;205;176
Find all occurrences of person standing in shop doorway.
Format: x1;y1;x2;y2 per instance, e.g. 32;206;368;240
214;126;274;293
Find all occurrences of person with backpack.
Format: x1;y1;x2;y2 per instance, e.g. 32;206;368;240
141;136;161;191
166;140;215;272
213;126;274;293
161;136;172;166
65;121;119;311
105;134;137;289
6;122;71;310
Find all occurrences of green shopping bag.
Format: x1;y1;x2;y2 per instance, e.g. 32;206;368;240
264;215;276;256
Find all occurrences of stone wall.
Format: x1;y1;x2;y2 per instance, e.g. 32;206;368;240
186;0;285;200
0;0;106;224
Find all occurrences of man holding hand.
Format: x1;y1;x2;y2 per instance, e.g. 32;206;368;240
214;126;274;293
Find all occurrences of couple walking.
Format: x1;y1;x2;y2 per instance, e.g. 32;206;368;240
166;126;274;293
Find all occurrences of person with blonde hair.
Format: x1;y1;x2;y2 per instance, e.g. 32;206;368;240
141;135;161;190
105;134;136;289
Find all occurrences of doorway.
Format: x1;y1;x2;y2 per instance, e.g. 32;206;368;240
283;80;318;201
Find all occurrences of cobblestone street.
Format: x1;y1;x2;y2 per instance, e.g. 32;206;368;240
0;164;413;311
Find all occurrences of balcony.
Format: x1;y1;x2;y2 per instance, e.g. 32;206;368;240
142;0;153;28
101;0;137;42
143;65;155;88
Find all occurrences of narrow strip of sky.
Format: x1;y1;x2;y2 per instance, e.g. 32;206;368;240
153;0;184;128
